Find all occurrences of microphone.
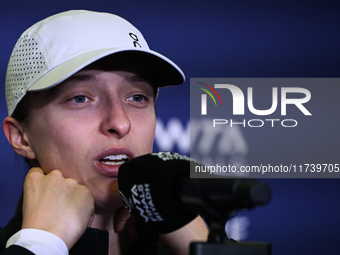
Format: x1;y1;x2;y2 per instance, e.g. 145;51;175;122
118;152;198;234
118;152;271;234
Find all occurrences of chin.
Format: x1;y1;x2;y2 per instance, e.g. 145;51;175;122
94;184;123;211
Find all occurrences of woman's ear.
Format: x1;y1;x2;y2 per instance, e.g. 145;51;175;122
3;117;36;159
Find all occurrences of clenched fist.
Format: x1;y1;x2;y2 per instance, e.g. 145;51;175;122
22;168;95;250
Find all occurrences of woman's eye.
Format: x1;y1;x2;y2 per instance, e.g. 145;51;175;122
71;95;89;103
129;94;147;103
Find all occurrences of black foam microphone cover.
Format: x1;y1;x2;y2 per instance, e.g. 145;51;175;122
118;152;199;234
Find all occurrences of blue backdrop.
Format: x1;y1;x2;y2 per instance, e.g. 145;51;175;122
1;1;340;254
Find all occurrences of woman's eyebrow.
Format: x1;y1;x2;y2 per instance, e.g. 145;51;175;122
128;74;153;85
63;74;98;84
44;74;97;100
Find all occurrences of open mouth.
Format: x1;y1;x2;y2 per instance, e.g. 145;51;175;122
99;154;129;166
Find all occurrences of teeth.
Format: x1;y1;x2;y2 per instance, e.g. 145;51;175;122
102;154;128;160
101;160;126;166
101;154;129;163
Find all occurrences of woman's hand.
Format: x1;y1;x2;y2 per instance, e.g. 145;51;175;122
22;167;95;250
114;206;139;242
159;216;209;255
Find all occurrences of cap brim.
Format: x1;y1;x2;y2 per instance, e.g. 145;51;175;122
28;47;185;91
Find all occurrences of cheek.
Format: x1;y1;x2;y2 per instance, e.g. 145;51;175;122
145;120;156;149
133;111;156;153
26;117;86;173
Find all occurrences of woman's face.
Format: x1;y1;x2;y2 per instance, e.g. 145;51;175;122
22;60;156;210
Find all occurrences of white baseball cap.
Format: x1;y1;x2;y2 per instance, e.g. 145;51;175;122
5;10;185;116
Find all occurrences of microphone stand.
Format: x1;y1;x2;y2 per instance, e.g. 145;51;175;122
190;211;271;255
180;178;272;255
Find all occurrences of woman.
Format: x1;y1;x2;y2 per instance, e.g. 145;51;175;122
1;10;208;255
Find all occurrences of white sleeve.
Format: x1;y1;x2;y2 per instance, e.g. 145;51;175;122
6;228;68;255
